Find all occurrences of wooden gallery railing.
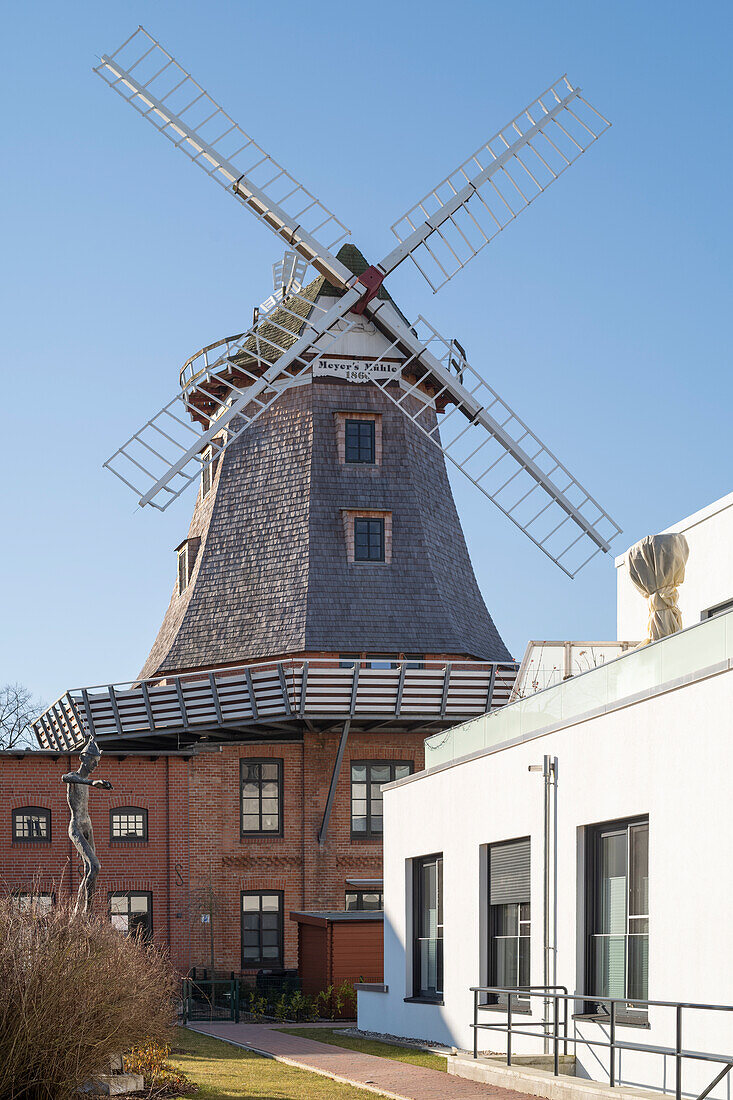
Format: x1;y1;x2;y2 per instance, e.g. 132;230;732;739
33;658;518;750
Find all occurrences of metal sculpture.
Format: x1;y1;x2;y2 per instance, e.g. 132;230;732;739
95;27;621;577
62;734;112;913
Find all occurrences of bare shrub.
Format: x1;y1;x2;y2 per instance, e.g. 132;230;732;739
0;895;177;1100
0;683;42;750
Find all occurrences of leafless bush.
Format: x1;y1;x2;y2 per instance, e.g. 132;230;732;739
0;683;42;750
0;895;177;1100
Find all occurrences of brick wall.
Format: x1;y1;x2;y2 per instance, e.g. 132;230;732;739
0;728;424;974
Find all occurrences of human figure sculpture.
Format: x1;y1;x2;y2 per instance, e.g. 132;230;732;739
62;734;112;913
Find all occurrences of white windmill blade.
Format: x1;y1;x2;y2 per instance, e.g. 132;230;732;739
106;282;362;510
94;26;352;281
363;304;621;577
385;76;610;293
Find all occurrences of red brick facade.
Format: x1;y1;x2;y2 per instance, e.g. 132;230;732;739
0;728;423;975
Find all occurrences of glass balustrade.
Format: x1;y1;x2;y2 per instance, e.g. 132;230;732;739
425;609;733;769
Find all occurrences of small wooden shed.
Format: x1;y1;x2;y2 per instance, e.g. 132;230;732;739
290;910;383;996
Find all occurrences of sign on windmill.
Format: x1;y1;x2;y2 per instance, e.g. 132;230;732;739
96;26;621;578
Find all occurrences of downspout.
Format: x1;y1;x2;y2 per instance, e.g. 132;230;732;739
165;757;172;948
529;754;557;1054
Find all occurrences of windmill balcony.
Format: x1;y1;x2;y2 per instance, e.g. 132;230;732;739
33;657;519;752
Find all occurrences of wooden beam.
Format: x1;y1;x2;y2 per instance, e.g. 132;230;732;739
349;664;360;716
486;664;497;711
395;664;406;718
174;677;189;729
65;693;86;745
208;672;224;725
299;662;309;718
81;689;97;739
244;667;258;720
140;681;156;730
277;663;292;717
50;702;72;752
440;663;453;719
107;686;124;738
317;720;351;848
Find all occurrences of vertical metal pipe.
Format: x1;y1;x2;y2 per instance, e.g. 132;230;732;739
610;1000;616;1087
675;1005;683;1100
543;755;551;1053
507;993;513;1066
552;759;559;995
473;989;478;1059
553;994;560;1076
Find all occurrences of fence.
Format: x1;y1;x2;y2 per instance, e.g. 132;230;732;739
470;986;733;1100
182;970;301;1023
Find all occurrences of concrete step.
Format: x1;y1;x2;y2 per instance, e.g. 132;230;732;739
449;1055;662;1100
88;1073;145;1096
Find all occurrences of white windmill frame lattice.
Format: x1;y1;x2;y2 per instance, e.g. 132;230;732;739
95;25;620;578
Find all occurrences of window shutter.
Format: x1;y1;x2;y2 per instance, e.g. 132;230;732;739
490;838;530;905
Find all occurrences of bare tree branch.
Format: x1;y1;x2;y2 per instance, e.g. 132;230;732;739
0;684;43;751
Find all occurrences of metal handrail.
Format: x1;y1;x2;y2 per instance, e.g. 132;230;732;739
470;986;733;1100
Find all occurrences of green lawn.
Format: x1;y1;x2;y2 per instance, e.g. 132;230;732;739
276;1027;447;1072
169;1027;388;1098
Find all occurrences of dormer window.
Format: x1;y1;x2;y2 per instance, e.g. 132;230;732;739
176;537;200;595
201;445;214;498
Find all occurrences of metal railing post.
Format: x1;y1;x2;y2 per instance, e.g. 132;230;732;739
564;992;569;1056
473;988;478;1059
467;986;733;1100
553;994;560;1076
676;1005;683;1100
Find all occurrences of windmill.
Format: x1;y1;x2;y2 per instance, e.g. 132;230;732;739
96;26;620;579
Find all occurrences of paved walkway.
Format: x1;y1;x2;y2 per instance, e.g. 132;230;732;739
189;1021;530;1100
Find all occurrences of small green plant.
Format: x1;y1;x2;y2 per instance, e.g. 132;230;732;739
314;985;335;1019
125;1042;192;1095
247;992;267;1021
287;990;317;1022
273;992;290;1022
337;979;357;1017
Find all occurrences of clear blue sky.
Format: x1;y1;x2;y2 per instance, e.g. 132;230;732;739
2;1;732;705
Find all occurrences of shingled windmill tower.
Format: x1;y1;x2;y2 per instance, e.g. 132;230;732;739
139;242;510;682
34;28;622;968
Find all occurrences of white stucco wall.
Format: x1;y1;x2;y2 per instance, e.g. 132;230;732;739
617;491;733;640
358;659;733;1097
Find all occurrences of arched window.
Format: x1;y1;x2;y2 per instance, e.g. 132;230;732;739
13;807;51;842
109;807;148;841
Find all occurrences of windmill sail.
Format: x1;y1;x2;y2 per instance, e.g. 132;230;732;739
94;27;351;276
96;31;620;574
362;307;621;577
385;76;610;292
105;279;361;510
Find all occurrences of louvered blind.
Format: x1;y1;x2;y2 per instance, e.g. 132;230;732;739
490;838;530;905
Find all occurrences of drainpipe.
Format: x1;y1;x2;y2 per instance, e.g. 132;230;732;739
529;755;558;1054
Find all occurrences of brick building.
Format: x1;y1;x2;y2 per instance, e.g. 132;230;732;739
6;247;517;977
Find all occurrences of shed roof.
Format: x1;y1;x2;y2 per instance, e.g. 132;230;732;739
290;910;384;927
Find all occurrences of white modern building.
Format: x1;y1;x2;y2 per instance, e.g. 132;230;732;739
358;492;733;1099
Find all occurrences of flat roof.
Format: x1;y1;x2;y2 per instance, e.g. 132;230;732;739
615;489;733;567
411;606;733;779
289;910;383;927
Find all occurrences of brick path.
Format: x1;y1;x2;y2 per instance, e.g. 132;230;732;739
188;1021;530;1100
